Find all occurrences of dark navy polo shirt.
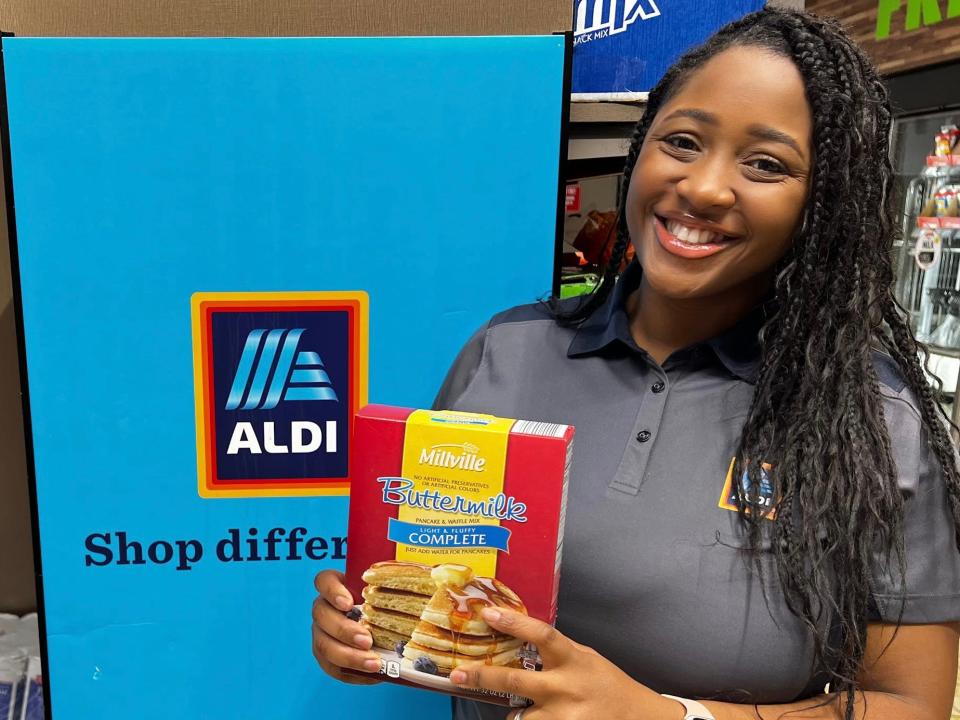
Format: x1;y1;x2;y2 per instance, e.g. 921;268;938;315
435;262;960;720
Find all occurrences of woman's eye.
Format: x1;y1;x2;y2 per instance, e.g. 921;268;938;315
663;135;699;152
748;158;787;175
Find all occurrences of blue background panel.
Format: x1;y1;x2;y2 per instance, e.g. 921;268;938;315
2;37;565;719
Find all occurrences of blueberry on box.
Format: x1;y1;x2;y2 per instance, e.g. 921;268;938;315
413;656;438;675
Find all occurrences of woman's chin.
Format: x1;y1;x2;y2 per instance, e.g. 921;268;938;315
640;263;720;301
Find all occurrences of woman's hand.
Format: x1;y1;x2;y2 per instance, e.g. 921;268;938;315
449;607;685;720
311;569;382;685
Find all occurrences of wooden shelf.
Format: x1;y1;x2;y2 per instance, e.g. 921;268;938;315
566;100;646;163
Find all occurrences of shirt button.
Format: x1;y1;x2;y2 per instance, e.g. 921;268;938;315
652;381;665;393
636;430;652;443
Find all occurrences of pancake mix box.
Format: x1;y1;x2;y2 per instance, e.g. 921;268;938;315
345;405;573;705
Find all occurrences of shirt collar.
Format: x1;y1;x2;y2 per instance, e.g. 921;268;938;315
705;306;764;384
566;260;645;358
566;261;764;384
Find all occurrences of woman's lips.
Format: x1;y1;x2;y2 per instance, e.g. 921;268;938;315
653;215;736;259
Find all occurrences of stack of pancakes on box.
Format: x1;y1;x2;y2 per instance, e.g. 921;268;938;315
360;561;437;653
360;561;527;676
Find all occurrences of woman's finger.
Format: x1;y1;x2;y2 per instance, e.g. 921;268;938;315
311;595;373;650
479;608;570;664
448;662;546;703
313;569;355;612
312;622;382;674
311;633;382;686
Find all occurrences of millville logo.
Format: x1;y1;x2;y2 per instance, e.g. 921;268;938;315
418;443;487;472
191;292;368;498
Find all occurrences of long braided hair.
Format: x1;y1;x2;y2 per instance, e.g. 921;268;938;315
559;7;960;715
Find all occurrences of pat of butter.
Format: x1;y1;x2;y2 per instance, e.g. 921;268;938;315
431;563;475;588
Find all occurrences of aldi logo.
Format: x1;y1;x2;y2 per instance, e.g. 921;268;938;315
224;329;339;411
191;292;368;498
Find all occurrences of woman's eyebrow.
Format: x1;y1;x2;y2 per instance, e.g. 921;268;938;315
661;108;718;125
746;124;804;157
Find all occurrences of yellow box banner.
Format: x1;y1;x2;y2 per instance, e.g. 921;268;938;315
397;410;513;576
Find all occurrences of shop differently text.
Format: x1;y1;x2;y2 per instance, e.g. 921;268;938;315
83;527;346;571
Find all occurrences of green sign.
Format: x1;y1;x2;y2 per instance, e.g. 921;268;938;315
877;0;960;39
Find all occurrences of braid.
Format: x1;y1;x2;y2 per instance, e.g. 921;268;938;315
552;8;960;717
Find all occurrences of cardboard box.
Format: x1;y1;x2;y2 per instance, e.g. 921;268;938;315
346;405;573;705
571;0;765;96
0;0;572;616
2;34;567;719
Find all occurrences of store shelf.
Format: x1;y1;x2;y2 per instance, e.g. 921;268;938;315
918;216;960;229
926;155;960;166
568;131;634;160
567;99;646;168
569;101;645;123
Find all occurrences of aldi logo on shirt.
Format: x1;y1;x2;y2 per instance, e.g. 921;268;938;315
718;457;776;519
191;292;368;498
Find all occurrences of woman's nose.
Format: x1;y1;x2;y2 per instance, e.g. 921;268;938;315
675;158;736;212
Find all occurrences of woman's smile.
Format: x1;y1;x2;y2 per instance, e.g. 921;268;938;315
652;214;741;259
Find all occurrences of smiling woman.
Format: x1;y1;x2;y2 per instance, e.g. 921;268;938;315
627;47;812;340
312;8;960;720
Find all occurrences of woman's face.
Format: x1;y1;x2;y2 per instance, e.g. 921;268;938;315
626;45;813;303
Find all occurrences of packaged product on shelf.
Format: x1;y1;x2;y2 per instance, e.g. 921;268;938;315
345;405;573;706
934;186;960;217
934;125;960;157
0;642;25;720
17;657;41;720
0;614;43;720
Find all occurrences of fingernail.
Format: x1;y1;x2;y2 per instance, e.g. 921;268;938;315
363;658;381;672
353;633;372;649
449;670;467;684
481;608;502;623
335;596;352;612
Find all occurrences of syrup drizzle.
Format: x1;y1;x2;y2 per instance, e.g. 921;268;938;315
444;577;526;664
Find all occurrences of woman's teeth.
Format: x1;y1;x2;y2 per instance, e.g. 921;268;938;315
665;219;724;245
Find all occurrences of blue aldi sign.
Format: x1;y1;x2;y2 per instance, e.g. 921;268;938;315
572;0;766;95
192;292;368;498
3;35;566;720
